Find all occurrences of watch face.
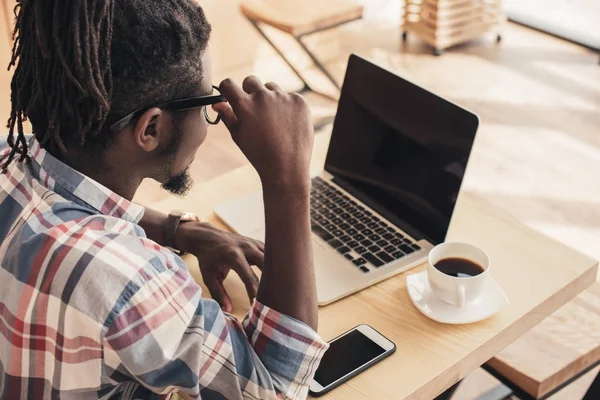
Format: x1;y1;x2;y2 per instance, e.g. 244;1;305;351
180;212;201;222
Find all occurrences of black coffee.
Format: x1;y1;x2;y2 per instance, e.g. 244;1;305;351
434;257;485;278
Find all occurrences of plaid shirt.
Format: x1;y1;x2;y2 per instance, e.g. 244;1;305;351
0;137;328;399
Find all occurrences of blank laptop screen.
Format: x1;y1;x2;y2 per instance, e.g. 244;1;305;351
324;55;479;244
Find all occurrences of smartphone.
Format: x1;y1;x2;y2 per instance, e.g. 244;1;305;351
309;324;396;397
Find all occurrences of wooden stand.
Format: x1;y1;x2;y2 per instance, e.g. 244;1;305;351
402;0;505;55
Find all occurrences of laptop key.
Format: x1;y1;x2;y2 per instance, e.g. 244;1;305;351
360;266;370;273
326;238;342;247
332;218;343;225
355;223;366;230
376;251;394;264
341;213;351;220
382;233;395;240
376;240;388;247
331;229;344;237
353;234;366;241
363;253;384;267
394;232;405;239
364;210;372;216
387;226;396;233
355;246;367;254
346;228;358;236
349;218;359;225
360;216;371;224
384;245;397;254
400;244;415;254
391;238;402;245
339;223;350;231
369;234;381;242
347;240;360;249
362;228;373;236
312;224;333;242
391;250;405;259
368;245;381;253
313;214;323;221
340;235;352;243
352;258;367;266
375;227;387;235
337;246;351;254
412;244;421;251
344;253;354;260
357;205;365;211
360;239;373;247
367;222;380;229
321;220;332;228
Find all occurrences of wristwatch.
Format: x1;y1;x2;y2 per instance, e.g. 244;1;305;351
165;211;201;253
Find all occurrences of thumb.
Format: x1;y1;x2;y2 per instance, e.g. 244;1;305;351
213;102;238;133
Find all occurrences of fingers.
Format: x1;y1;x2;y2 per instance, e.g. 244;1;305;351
212;102;238;132
252;239;265;253
219;78;246;112
242;75;264;94
204;274;234;313
245;247;264;271
231;252;259;303
265;81;282;92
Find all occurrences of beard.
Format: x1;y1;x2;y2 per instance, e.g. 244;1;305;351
161;167;193;197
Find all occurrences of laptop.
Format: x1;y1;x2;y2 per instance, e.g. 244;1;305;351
215;54;480;305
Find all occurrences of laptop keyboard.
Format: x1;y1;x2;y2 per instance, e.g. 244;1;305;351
310;177;421;273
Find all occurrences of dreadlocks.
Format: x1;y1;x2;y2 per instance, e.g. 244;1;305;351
2;0;211;172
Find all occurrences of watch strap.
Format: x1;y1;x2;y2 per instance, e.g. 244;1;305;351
165;211;184;251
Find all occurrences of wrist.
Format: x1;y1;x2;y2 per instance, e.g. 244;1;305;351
262;176;311;198
166;212;202;253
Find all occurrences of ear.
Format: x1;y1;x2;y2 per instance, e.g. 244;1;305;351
132;107;167;153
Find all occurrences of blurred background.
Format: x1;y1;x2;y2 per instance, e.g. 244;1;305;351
1;1;599;398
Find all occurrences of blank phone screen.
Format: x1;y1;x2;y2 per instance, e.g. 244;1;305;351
314;329;386;387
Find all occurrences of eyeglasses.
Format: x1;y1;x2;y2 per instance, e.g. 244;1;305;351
109;85;226;133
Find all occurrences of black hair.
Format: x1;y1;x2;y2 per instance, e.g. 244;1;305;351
2;0;211;172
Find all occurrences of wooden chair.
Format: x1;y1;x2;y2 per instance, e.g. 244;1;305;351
239;0;363;100
478;282;600;400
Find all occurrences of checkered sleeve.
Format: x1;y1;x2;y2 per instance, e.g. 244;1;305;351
102;247;328;400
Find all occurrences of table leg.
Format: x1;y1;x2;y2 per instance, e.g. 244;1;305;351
582;370;600;400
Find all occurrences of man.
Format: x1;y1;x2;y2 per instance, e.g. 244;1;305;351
0;0;327;399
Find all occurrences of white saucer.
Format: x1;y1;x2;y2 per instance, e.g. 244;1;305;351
406;271;509;324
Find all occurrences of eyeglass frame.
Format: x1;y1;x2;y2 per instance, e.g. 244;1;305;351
109;85;226;133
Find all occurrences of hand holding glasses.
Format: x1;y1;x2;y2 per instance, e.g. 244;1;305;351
109;85;226;133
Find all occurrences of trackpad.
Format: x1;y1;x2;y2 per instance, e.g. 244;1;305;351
215;191;265;236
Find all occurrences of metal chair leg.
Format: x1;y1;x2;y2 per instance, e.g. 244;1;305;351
475;384;514;400
247;19;313;89
582;370;600;400
294;34;341;90
246;18;338;102
434;381;461;400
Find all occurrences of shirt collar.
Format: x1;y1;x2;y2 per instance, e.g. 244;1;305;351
29;137;145;224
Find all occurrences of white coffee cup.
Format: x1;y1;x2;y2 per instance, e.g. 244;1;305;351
427;242;490;308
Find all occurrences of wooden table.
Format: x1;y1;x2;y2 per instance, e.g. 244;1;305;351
145;132;598;400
